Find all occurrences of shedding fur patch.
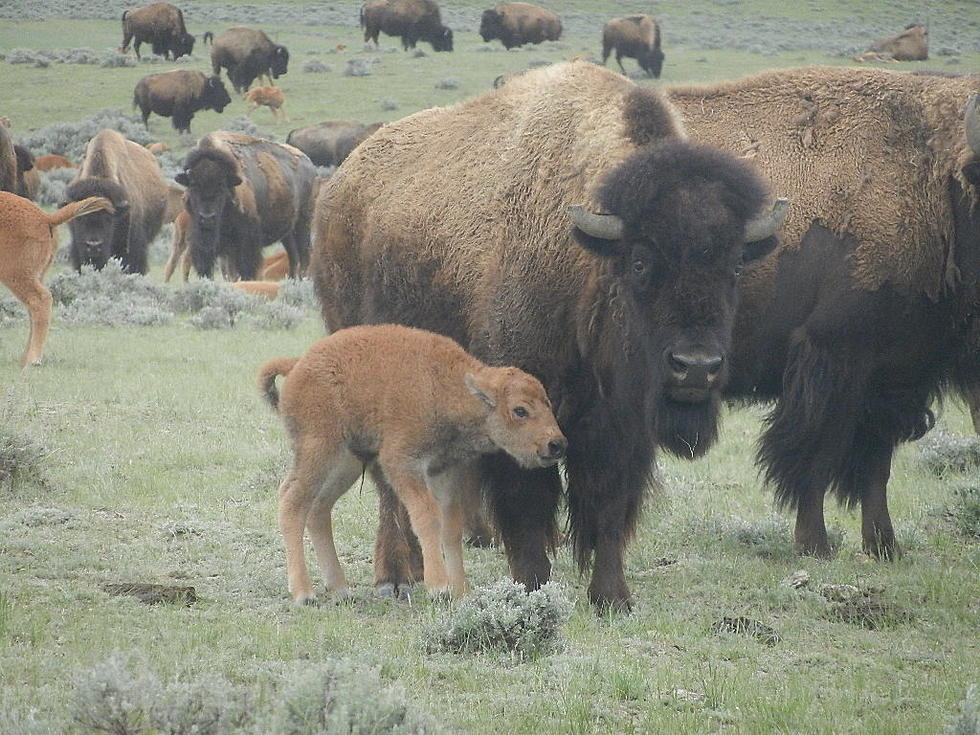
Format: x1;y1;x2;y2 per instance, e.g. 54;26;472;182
622;87;685;146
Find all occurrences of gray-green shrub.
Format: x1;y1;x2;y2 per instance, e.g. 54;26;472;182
945;684;979;735
919;428;980;476
48;262;174;326
0;429;51;492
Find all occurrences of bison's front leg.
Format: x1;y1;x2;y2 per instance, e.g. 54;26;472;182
483;455;561;591
372;467;423;597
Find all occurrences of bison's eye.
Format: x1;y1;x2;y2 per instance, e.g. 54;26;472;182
632;259;646;275
513;406;529;419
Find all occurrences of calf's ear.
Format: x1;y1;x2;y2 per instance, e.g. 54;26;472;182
464;371;497;409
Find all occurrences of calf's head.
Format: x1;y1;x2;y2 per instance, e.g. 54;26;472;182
465;367;567;468
63;177;130;269
570;139;784;457
175;149;241;278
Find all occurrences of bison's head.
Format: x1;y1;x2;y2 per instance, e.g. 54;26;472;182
63;177;131;270
570;140;785;458
639;47;665;78
432;26;453;52
271;45;290;78
202;76;232;113
175;148;241;278
171;32;195;60
479;9;502;42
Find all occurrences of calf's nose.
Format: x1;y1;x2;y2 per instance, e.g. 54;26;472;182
544;437;567;461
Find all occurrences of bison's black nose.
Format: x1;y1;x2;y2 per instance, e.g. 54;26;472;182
668;351;724;385
545;437;567;461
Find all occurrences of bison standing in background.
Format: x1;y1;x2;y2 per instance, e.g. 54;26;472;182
360;0;453;52
311;62;786;611
667;68;980;560
12;145;38;201
133;70;231;134
854;24;928;62
210;27;289;93
479;2;561;49
175;132;316;280
63;129;172;275
120;2;195;60
0;125;17;194
602;14;664;78
285;121;382;168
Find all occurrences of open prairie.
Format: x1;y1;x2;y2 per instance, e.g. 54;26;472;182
1;1;979;733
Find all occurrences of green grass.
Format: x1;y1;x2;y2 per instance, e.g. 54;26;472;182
1;3;980;733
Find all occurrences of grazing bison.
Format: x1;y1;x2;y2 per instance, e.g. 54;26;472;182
175;132;316;280
360;0;453;52
1;193;113;365
311;62;785;611
120;2;195;60
855;24;928;63
210;27;289;93
602;14;664;78
479;2;561;49
285;121;381;168
133;69;231;134
667;68;980;560
260;324;565;603
64;129;171;274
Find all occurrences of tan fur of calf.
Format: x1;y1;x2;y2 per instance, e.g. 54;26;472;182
244;86;287;122
233;280;279;299
0;193;113;365
33;154;77;171
855;25;928;63
258;324;566;603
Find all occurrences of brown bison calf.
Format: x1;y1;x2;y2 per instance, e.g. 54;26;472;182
33;154;77;171
1;192;113;365
258;324;566;604
244;86;287;122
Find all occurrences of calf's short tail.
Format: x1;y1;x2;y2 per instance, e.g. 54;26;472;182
257;356;300;409
45;196;115;227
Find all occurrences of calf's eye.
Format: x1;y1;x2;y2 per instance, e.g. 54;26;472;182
513;406;529;418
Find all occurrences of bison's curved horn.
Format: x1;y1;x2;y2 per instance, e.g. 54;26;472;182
744;197;790;242
966;93;980;156
568;204;624;240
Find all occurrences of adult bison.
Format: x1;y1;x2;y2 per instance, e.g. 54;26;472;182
666;68;980;560
120;2;195;60
175;132;316;280
602;14;664;78
63;129;171;274
360;0;453;52
133;69;231;134
0;124;16;194
285;121;382;168
855;24;928;62
311;62;785;611
210;27;289;93
479;2;561;49
12;145;38;201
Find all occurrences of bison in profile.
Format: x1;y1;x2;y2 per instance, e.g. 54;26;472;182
311;61;786;611
175;132;317;280
285;121;382;168
602;14;664;78
120;2;195;60
479;2;561;49
210;27;289;93
133;70;231;134
667;68;980;560
63;129;172;274
0;130;39;200
360;0;453;52
854;24;928;62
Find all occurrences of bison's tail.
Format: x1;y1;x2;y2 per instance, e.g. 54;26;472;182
202;30;213;45
44;196;115;227
258;357;300;409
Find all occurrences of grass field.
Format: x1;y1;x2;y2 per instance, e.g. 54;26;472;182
1;2;980;733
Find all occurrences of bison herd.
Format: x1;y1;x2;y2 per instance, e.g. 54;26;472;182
2;0;978;615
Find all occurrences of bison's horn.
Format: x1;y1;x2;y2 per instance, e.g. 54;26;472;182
744;197;790;242
568;204;624;240
966;93;980;156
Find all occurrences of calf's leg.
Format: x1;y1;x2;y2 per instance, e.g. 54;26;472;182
305;448;364;597
7;276;52;367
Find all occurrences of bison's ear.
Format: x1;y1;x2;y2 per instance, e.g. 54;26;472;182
115;199;131;215
568;204;625;258
464;371;497;410
175;172;190;187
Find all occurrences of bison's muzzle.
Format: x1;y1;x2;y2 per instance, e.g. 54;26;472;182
666;349;725;402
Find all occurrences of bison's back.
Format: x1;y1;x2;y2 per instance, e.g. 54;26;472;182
211;26;273;63
135;69;207;110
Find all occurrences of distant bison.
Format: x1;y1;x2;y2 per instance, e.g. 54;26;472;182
210;26;289;93
479;2;561;49
285;121;381;168
360;0;453;52
64;129;171;275
175;132;316;280
12;145;38;201
120;2;195;60
133;69;231;134
0;125;16;194
854;24;928;62
602;14;664;78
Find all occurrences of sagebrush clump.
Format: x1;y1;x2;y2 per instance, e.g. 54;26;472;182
947;483;980;538
19;109;154;161
423;579;573;659
0;429;51;492
48;261;174;327
918;427;980;476
945;684;979;735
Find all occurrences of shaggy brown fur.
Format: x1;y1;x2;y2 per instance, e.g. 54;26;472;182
479;2;561;49
601;14;664;78
1;193;113;365
360;0;453;52
855;25;928;63
244;86;287;122
120;2;194;60
0;125;16;194
133;69;231;134
286;121;373;168
13;146;38;200
209;26;289;93
33;154;77;171
259;324;565;603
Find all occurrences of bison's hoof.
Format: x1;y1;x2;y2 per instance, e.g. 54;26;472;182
376;581;416;602
587;586;633;615
794;541;833;559
293;594;319;607
863;538;902;561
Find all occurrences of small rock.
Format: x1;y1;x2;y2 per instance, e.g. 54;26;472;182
782;569;810;589
818;583;861;602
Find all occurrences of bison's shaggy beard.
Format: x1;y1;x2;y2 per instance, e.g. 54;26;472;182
656;394;721;459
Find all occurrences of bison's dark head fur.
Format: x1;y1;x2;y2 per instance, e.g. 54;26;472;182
639;47;665;78
572;140;771;458
431;26;453;52
175;148;241;278
63;177;131;271
479;9;502;43
202;76;232;112
271;45;289;78
171;32;195;59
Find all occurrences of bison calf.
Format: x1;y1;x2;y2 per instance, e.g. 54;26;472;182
259;324;566;604
244;86;287;122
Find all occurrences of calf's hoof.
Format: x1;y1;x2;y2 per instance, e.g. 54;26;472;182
292;594;319;607
376;581;415;601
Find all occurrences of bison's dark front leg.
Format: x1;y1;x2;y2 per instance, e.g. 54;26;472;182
793;485;831;558
483;455;561;591
372;467;423;596
859;441;900;560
